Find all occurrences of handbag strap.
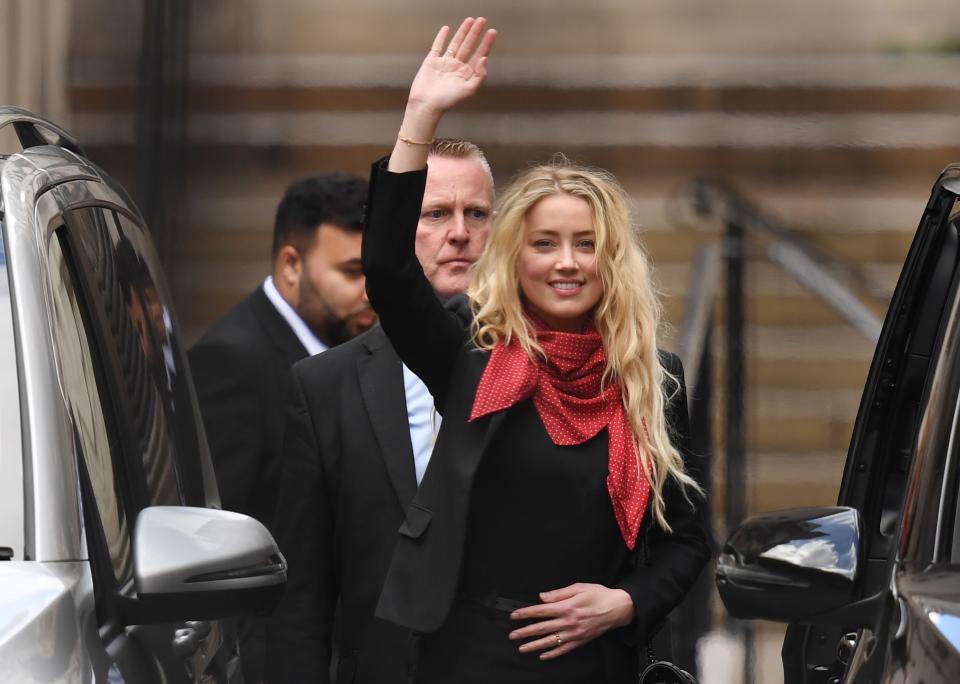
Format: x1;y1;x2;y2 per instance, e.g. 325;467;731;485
640;524;658;666
636;510;698;683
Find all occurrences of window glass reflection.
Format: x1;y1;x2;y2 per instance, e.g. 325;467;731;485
47;233;131;584
68;208;181;506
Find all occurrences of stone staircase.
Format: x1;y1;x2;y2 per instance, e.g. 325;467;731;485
65;1;960;527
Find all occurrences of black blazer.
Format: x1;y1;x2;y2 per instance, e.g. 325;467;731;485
188;286;308;526
362;160;711;676
266;325;420;684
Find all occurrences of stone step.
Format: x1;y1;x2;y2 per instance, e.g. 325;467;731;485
71;51;960;90
678;355;871;393
745;387;862;421
70;81;960;116
170;223;913;268
171;193;911;252
120;155;942;203
73;110;960;151
746;416;853;452
70;0;960;60
657;260;901;296
684;391;859;452
174;179;928;236
717;325;874;361
672;293;888;329
711;450;847;514
86;143;960;213
177;284;873;384
746;357;870;389
172;268;889;333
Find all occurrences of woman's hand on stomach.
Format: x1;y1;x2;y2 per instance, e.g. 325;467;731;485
508;583;634;660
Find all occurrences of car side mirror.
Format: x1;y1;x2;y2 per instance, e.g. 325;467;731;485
120;506;286;625
716;507;868;625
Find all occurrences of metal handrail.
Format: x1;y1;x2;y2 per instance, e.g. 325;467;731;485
683;177;891;298
672;177;889;345
767;240;882;342
668;176;897;684
678;242;722;403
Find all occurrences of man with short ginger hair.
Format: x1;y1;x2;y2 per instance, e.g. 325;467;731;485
267;139;494;683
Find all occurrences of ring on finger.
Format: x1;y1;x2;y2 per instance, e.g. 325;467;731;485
554;632;562;646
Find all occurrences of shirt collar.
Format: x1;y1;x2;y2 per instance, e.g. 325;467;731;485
262;276;328;356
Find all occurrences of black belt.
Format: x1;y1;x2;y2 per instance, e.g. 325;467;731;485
465;591;536;613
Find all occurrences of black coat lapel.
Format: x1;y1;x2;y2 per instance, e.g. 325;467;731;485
358;329;418;510
249;286;309;364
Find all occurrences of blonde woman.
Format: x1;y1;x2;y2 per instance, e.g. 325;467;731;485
363;18;710;683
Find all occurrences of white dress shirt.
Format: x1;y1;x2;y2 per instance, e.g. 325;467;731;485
265;276;435;483
403;363;440;485
262;276;328;357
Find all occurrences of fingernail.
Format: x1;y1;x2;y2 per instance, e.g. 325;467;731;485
510;611;519;619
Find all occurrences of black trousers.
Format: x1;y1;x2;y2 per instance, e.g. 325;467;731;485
413;599;613;684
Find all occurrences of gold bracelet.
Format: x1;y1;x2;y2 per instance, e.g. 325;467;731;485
398;132;433;146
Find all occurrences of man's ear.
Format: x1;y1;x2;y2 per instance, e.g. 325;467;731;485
276;245;302;292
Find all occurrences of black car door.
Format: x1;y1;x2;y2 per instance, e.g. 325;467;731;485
860;260;960;683
782;165;960;683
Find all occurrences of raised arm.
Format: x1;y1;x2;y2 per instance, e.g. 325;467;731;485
388;17;496;173
363;18;496;405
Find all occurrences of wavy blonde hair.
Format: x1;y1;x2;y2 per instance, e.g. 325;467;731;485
467;158;701;532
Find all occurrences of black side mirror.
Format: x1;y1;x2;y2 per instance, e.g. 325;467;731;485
716;507;862;624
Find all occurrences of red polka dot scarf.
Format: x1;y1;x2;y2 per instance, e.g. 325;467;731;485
469;316;650;549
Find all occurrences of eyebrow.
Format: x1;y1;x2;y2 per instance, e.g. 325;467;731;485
421;201;492;211
528;229;595;237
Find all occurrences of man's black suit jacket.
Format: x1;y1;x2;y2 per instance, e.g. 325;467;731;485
189;286;308;524
189;286;308;684
266;325;418;684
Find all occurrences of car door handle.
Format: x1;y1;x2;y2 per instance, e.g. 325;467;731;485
185;620;211;639
837;631;858;665
171;627;199;658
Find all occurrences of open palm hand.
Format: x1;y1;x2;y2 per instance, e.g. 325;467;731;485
388;17;496;173
408;17;497;115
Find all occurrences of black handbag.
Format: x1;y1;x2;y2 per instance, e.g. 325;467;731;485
638;635;698;684
639;660;698;684
635;534;700;684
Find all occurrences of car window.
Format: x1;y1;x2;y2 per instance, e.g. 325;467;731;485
0;219;24;559
65;207;182;507
846;203;960;571
47;230;132;586
945;353;960;565
899;250;960;566
113;212;206;505
949;428;960;564
928;261;960;564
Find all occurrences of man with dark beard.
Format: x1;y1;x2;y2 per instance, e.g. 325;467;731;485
188;173;373;684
